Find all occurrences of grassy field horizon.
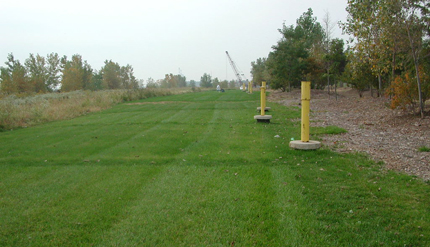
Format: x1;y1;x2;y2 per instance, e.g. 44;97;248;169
1;90;429;246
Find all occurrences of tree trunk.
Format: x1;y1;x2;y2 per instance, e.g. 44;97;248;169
327;69;330;99
391;45;397;82
390;48;397;100
335;79;337;101
406;22;424;118
378;74;382;97
413;59;424;118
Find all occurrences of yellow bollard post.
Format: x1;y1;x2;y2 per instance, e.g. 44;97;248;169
301;81;310;142
261;81;266;116
256;81;270;112
254;81;272;122
243;82;246;92
249;81;253;94
289;81;320;150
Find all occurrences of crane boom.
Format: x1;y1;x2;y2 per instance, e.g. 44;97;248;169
225;51;243;84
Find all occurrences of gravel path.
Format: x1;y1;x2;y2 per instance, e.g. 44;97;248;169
270;88;430;181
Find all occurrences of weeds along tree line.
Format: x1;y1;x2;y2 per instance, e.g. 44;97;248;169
251;1;430;117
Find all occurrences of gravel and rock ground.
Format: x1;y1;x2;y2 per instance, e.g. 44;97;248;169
269;88;430;181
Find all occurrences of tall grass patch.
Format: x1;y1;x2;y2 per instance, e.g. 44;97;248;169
0;88;191;130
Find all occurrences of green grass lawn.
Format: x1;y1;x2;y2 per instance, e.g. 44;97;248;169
1;90;429;246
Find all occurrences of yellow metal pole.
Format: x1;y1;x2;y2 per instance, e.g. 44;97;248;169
301;81;310;142
249;81;253;93
243;82;246;91
261;81;266;116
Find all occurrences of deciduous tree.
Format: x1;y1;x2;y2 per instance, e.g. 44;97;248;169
200;73;212;88
46;53;61;91
61;54;92;92
343;0;429;117
250;58;266;85
25;54;47;93
146;77;158;88
102;60;121;89
0;67;15;94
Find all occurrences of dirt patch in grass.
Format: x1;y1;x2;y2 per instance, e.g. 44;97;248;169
270;87;430;181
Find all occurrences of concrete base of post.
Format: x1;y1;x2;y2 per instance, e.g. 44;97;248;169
254;115;272;123
257;107;271;112
289;140;321;150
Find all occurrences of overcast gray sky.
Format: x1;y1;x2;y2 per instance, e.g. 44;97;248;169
0;0;349;82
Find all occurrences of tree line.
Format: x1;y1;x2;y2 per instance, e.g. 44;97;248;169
0;52;242;94
195;73;239;89
146;73;239;89
252;1;430;117
0;53;142;94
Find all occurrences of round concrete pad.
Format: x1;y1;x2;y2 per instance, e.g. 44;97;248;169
289;140;321;150
254;115;272;123
257;107;271;111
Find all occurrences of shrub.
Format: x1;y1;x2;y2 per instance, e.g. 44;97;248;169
387;72;417;111
387;67;430;113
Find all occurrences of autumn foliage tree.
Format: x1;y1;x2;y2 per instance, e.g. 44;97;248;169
0;53;63;94
388;72;419;110
61;55;93;92
25;54;47;93
1;54;31;94
387;66;430;111
342;0;430;117
0;53;142;94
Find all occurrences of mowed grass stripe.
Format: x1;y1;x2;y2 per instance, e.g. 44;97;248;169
0;164;164;245
0;103;201;164
0;92;272;165
97;165;279;246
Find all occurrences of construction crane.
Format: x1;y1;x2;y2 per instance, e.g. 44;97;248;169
225;51;246;87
